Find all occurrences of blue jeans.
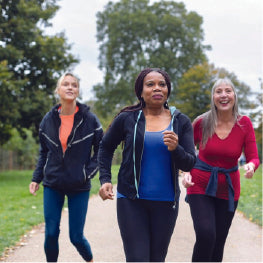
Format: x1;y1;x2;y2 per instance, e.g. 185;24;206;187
43;187;93;262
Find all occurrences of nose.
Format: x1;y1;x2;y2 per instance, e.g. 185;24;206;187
153;85;161;91
220;91;227;97
67;84;74;89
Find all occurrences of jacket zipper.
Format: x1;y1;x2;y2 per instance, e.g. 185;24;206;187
133;110;142;198
135;122;145;199
170;111;178;209
64;118;83;157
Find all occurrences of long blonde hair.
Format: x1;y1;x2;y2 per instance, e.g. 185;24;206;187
195;78;240;147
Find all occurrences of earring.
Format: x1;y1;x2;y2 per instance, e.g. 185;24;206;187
164;101;169;109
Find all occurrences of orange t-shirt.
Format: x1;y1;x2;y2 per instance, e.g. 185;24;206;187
59;106;79;153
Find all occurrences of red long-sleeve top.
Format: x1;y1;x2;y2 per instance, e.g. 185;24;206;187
187;115;260;201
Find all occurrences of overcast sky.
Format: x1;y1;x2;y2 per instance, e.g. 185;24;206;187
46;0;262;101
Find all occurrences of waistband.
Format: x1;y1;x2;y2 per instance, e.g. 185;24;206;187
194;157;238;212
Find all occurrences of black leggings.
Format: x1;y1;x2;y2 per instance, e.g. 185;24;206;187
187;194;238;262
117;198;178;262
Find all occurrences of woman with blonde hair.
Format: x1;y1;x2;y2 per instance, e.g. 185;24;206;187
29;73;103;262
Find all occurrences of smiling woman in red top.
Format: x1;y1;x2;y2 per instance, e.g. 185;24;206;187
182;78;260;262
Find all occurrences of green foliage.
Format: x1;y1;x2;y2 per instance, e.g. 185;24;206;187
0;0;79;142
254;121;262;162
94;0;210;117
239;165;262;226
1;128;39;169
176;62;257;121
0;61;25;144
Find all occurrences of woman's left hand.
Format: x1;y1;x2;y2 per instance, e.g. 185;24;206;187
243;162;255;179
163;130;178;151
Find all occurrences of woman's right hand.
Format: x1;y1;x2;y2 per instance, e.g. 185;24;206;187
99;183;114;201
182;172;195;188
29;182;39;196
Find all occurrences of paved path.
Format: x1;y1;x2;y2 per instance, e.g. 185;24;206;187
2;179;262;262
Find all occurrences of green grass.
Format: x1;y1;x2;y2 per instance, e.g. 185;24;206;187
0;164;261;257
0;166;118;257
238;165;262;226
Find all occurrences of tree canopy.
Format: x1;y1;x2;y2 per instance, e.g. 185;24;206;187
0;0;79;142
176;62;258;121
93;0;211;116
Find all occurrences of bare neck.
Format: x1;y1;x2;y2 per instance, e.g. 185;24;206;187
217;110;235;124
143;106;168;117
60;101;77;115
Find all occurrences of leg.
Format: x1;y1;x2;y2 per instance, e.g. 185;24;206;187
149;201;178;262
117;198;150;262
68;191;93;262
187;194;217;262
211;199;238;262
43;187;65;262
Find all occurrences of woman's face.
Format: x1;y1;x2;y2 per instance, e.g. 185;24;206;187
57;75;79;103
213;84;235;113
141;71;169;108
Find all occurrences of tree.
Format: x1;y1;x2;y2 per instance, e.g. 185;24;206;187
0;60;25;144
94;0;211;116
0;0;79;142
1;128;39;169
175;62;258;122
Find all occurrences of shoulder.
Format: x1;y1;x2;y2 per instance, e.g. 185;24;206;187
115;110;141;123
237;115;254;131
40;105;58;128
238;115;252;124
78;102;96;119
176;112;191;126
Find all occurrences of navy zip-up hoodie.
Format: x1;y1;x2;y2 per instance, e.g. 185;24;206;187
98;107;196;203
32;102;103;192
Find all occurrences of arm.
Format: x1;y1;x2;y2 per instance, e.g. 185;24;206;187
85;114;103;179
30;128;48;195
171;115;196;171
31;130;48;183
242;117;260;178
98;114;124;200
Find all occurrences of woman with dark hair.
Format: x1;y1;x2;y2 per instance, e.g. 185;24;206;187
29;73;103;262
98;68;196;262
182;78;260;262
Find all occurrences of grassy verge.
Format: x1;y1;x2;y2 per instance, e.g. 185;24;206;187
238;165;262;226
0;165;261;256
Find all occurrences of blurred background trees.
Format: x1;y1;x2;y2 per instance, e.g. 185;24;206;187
0;0;78;143
0;0;261;169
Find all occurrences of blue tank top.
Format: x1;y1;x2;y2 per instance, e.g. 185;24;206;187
138;123;174;201
117;123;175;201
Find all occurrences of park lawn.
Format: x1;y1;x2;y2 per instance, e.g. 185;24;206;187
238;165;262;226
0;165;261;256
